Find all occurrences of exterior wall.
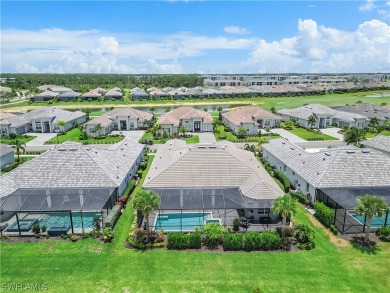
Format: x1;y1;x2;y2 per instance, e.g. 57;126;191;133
87;124;113;137
159;125;177;135
9;124;30;135
1;152;15;170
262;149;316;202
117;150;144;196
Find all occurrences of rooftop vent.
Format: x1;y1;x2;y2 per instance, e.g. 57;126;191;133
362;150;370;154
282;142;285;144
198;146;206;149
290;147;295;150
57;148;66;151
325;152;331;156
209;146;217;149
346;150;355;154
68;148;78;151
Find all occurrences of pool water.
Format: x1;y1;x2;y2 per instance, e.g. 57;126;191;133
348;211;389;228
36;212;101;229
154;213;211;231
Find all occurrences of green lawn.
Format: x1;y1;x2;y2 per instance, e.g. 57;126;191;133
1;183;389;292
180;135;200;144
44;128;124;144
139;131;200;144
284;125;338;141
214;125;279;143
0;135;36;145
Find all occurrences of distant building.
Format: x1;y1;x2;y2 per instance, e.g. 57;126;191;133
336;103;390;125
361;135;390;156
0;144;15;170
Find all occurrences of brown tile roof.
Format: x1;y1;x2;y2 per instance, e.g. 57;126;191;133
222;106;281;126
86;108;152;127
0;111;17;120
157;107;213;126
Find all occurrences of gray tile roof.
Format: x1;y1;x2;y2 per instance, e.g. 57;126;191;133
33;90;59;98
361;135;390;153
0;144;14;156
0;139;144;198
263;138;390;189
337;103;390;121
222;106;281;126
144;140;284;200
105;89;123;97
83;91;101;98
86;108;153;126
277;104;367;122
60;91;81;98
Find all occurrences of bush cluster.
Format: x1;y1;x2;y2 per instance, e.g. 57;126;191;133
330;224;338;235
104;205;122;228
223;231;281;251
314;202;334;228
376;225;390;239
2;162;19;172
167;232;201;249
289;191;310;205
273;169;290;192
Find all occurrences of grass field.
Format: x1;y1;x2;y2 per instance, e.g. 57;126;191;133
1;194;389;292
1;90;389;112
139;131;200;144
286;126;338;141
0;135;36;145
44;128;124;144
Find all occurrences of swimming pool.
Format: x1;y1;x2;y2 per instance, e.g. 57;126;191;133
154;212;211;231
348;211;389;228
23;212;101;229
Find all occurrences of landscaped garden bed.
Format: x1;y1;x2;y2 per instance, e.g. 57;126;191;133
44;128;124;144
0;134;36;145
281;122;337;141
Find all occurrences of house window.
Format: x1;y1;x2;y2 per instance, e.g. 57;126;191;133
35;122;42;130
283;164;286;172
306;182;310;192
130;122;135;129
264;120;270;127
1;128;7;135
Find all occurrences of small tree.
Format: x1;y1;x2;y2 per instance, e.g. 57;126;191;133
270;107;276;114
344;127;366;146
273;194;297;240
237;127;247;138
93;123;102;136
368;117;379;128
203;107;208;112
132;190;160;243
217;106;223;112
149;107;155;114
307;114;317;129
355;194;388;244
178;125;188;137
12;138;26;164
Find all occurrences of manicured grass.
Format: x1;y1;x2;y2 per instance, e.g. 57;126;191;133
0;135;36;145
381;130;390;136
214;125;279;142
284;125;338;141
44;128;124;144
1;195;389;292
180;135;200;144
1;156;35;176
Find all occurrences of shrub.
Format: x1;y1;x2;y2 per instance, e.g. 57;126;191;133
293;224;315;250
124;179;137;197
273;169;290;192
202;223;225;249
34;233;41;239
60;234;70;240
89;230;101;239
81;232;89;239
375;225;390;238
102;227;114;242
167;232;188;250
276;226;293;238
243;231;262;251
9;133;17;139
289;191;310;205
297;241;315;250
139;162;148;170
223;233;243;251
41;225;47;233
3;162;19;172
330;224;338;235
70;235;78;242
259;231;280;250
137;169;143;178
233;217;241;231
104;205;122;228
31;224;41;234
187;232;202;249
314;202;334;228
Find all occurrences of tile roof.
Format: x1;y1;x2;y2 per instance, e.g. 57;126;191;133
277;104;367;122
144;140;284;200
0;144;14;156
83;91;101;98
337;103;390;121
60;91;81;98
361;135;390;153
37;85;57;91
263;138;390;189
34;90;59;98
50;86;73;93
105;89;123;97
157;107;213;126
222;106;281;126
0;111;17;120
0;139;144;198
86;108;153;126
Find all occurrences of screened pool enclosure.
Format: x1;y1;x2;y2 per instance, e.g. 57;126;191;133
0;187;117;236
146;188;281;232
316;188;390;234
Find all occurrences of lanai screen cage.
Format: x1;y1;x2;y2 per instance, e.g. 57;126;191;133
146;188;278;232
0;187;116;236
317;188;390;234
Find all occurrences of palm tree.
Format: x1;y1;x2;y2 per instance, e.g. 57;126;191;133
307;114;317;129
56;120;66;134
368;117;379;128
149;107;155;114
270;107;276;114
237;127;247;138
93;123;102;136
344;127;366;146
132;190;160;243
217;106;223;112
355;194;388;244
273;194;297;240
12;138;26;165
152;123;162;137
293;224;315;244
178;125;188;137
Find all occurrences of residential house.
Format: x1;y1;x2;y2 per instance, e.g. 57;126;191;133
277;104;367;129
156;107;213;135
221;106;281;135
30;90;59;102
0;144;15;170
361;135;390;156
50;86;73;94
0;107;87;136
336;103;390;125
147;87;169;99
143;140;284;231
83;91;101;100
86;108;153;136
130;88;149;100
59;91;81;101
105;89;123;100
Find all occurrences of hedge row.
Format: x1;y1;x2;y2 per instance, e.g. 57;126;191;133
123;179;137;198
2;162;19;172
273;169;291;192
223;231;281;251
167;232;201;249
314;202;334;228
104;205;122;228
289;191;310;205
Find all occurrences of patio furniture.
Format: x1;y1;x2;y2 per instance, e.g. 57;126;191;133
47;226;70;236
0;223;9;232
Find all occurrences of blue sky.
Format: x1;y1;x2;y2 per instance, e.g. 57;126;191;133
1;1;389;73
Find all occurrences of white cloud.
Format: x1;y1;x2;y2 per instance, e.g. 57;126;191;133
224;26;250;35
359;0;376;11
249;19;390;73
377;9;390;18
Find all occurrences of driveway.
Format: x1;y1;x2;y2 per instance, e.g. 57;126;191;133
111;130;145;143
25;133;57;146
320;127;344;141
271;129;306;143
197;132;217;144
